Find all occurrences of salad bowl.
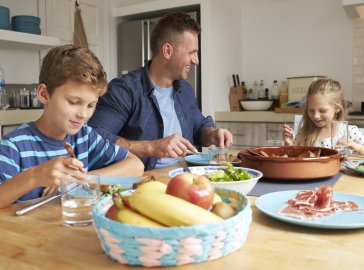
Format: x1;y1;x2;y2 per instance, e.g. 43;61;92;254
169;164;263;195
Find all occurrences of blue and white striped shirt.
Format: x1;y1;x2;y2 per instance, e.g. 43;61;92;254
0;122;128;201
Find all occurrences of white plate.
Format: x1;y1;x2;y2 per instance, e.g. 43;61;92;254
255;190;364;229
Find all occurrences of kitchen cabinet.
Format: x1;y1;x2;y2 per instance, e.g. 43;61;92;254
0;29;60;50
0;109;42;138
215;111;364;149
216;121;289;149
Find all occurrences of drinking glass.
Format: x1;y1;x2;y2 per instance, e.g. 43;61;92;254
61;173;100;227
208;146;228;165
331;120;349;157
266;140;283;146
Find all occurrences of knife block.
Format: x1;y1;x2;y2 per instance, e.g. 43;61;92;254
229;86;244;111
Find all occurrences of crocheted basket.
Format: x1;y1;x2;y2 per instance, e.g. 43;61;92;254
92;187;252;267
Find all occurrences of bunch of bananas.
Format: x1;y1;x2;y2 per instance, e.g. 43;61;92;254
106;181;226;227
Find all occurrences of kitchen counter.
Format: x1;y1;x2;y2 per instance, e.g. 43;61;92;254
214;111;364;148
0;109;42;125
1;165;363;269
215;111;364;124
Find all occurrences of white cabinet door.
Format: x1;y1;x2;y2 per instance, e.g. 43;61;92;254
45;0;104;64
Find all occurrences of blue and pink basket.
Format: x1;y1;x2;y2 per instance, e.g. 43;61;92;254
92;187;252;267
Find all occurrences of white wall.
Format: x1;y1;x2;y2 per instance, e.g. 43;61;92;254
113;0;354;116
209;0;353;115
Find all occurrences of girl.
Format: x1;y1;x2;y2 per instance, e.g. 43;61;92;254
282;79;364;154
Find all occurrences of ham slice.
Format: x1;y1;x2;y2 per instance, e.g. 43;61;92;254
280;185;359;220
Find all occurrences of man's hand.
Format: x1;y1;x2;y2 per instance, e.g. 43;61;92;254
201;127;233;148
151;134;198;158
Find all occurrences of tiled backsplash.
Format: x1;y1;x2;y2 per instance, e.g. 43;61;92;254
353;19;364;112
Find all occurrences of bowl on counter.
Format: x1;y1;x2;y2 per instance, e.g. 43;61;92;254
238;146;343;180
240;100;273;111
169;166;263;195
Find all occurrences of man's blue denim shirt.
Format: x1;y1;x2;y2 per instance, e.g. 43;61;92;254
88;61;215;170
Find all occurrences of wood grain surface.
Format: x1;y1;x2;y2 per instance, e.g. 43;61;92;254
1;165;363;269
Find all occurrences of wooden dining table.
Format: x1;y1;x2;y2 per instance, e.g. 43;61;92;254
1;165;363;270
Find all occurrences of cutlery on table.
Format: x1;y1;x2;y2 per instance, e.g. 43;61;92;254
16;194;61;216
178;156;192;173
63;142;89;183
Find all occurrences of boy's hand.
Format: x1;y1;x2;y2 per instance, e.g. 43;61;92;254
41;186;59;197
30;156;85;188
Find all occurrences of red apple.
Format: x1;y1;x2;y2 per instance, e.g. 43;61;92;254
166;172;214;209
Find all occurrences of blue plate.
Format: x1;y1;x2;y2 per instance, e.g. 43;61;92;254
343;159;364;175
184;153;240;166
256;190;364;229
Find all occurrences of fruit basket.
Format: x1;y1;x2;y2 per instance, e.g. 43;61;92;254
92;187;252;267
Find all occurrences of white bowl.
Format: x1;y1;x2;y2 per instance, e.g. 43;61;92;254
240;100;273;111
168;166;263;195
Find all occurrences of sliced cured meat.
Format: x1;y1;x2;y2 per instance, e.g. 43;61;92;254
280;185;359;220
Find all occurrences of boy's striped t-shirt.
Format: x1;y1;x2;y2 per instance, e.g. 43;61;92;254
0;122;128;201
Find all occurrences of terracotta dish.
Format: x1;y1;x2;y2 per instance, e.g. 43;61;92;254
238;146;343;180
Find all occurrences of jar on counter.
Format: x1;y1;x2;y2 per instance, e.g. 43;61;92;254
30;88;41;108
20;88;30;108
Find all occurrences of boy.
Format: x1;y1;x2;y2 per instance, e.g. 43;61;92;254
0;44;144;208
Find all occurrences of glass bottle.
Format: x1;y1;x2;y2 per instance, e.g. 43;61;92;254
271;80;280;109
258;80;265;99
253;80;259;100
279;81;289;108
0;65;8;110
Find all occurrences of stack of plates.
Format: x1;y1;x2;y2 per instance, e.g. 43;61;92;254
0;6;10;30
11;15;41;35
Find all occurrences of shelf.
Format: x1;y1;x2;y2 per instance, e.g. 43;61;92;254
0;29;61;50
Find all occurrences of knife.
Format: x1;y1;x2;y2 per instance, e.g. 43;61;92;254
232;74;237;87
236;74;241;87
15;193;61;216
178;156;191;173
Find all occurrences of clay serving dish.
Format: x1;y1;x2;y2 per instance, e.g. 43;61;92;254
238;146;343;180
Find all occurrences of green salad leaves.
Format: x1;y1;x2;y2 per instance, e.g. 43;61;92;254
206;162;253;182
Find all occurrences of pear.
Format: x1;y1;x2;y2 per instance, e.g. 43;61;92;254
211;201;235;219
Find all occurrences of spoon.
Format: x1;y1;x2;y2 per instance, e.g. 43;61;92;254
63;142;89;186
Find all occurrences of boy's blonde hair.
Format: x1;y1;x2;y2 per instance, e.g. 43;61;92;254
39;44;107;96
296;78;347;146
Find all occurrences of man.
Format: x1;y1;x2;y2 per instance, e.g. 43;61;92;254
88;12;233;170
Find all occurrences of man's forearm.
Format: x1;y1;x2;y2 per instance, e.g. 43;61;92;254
200;127;216;147
116;137;154;158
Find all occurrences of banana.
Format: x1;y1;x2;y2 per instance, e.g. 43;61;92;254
135;181;167;193
213;193;223;205
117;208;164;228
128;191;223;226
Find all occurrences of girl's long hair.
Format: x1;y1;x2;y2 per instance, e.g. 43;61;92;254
296;79;347;146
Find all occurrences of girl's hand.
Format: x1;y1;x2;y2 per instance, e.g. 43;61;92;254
282;124;295;146
348;141;364;155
